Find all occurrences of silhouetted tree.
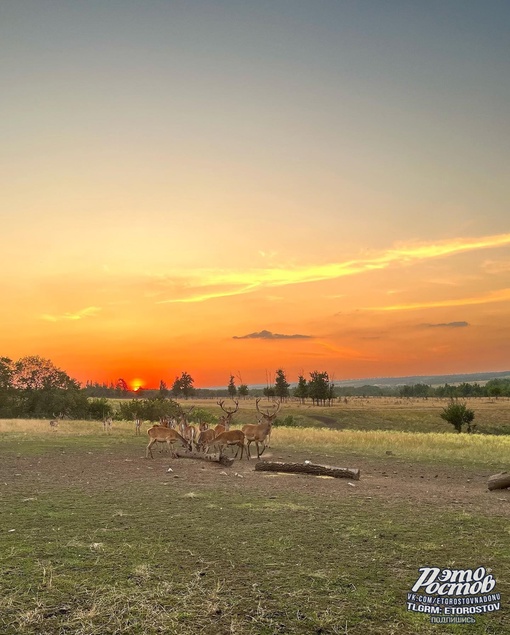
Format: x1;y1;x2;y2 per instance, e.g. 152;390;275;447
274;368;290;401
294;375;308;404
227;375;237;398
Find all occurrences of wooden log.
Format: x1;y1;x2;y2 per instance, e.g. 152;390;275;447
488;471;510;491
175;450;234;467
255;460;360;480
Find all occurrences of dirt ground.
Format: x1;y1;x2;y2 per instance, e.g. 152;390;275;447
3;442;509;519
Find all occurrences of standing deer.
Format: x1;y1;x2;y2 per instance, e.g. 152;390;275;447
103;417;113;433
255;398;280;448
215;399;239;435
146;426;191;458
134;418;142;436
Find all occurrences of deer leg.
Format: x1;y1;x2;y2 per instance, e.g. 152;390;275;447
146;439;156;459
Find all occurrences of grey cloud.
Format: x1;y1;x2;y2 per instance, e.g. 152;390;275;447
422;321;469;328
233;329;313;340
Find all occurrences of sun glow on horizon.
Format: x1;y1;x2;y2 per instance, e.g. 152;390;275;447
131;379;145;392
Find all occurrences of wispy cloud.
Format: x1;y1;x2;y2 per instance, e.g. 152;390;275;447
367;288;510;312
422;321;469;328
157;233;510;304
40;307;101;322
482;259;510;275
233;329;313;340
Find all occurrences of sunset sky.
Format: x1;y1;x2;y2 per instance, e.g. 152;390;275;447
2;1;509;389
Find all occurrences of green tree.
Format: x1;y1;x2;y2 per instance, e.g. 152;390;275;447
263;386;276;398
227;375;237;398
293;375;308;404
308;371;330;406
88;398;114;420
172;371;195;400
238;384;249;398
274;368;290;401
8;356;87;418
0;357;16;417
0;357;13;390
440;400;476;433
12;355;79;391
159;380;169;398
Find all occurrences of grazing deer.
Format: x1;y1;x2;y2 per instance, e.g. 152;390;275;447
204;429;247;460
146;426;191;459
216;399;239;432
196;427;216;453
242;415;274;460
255;398;280;447
134;418;142;436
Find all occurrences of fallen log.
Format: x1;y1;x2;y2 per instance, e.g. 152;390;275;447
175;450;234;467
255;460;360;480
488;471;510;491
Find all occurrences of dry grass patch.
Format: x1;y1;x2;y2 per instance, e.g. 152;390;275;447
274;426;510;467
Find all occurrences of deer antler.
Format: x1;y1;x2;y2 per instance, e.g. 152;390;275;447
218;399;239;414
256;398;280;417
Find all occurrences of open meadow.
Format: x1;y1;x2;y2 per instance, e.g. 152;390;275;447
1;398;509;634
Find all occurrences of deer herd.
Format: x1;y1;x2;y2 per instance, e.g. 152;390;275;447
145;398;280;461
48;399;281;463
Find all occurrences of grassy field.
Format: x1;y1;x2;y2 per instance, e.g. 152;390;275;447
1;405;509;634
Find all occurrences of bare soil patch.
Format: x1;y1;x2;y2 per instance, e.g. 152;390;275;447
3;442;508;518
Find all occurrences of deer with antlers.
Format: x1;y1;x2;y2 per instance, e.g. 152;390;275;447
215;399;239;435
241;399;280;459
49;412;64;428
146;425;191;459
255;397;280;448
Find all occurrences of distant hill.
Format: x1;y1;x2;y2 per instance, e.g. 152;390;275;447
232;370;510;390
330;370;510;388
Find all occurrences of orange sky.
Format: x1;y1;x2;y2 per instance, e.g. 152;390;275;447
2;3;510;388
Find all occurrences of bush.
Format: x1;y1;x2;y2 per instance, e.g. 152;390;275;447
88;398;113;420
440;400;476;433
273;415;299;428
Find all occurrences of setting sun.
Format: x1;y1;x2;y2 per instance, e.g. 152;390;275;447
131;379;145;392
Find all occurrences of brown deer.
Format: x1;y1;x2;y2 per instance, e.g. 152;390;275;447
196;421;215;452
215;399;239;434
146;426;191;459
177;406;197;447
204;429;247;460
134;418;142;436
242;401;280;459
255;398;280;448
50;412;64;428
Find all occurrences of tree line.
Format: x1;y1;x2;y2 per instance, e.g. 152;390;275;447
2;355;509;420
